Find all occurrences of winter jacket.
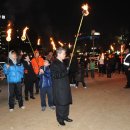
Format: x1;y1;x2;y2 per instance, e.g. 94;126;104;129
3;60;24;83
22;61;37;82
39;66;52;88
31;57;44;75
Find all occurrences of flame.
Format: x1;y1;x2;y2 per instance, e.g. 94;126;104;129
121;45;124;53
8;23;11;27
68;43;72;48
21;27;29;41
58;41;64;47
6;29;12;42
37;38;41;45
82;3;89;16
101;53;104;59
50;37;56;51
110;45;114;51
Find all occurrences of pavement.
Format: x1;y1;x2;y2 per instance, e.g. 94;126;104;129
0;73;130;130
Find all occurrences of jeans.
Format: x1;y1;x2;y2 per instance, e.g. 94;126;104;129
40;87;53;107
35;77;39;93
90;70;95;78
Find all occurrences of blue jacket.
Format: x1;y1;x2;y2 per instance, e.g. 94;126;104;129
39;66;52;88
3;60;24;83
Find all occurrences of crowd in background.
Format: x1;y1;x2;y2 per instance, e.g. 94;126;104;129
1;48;128;111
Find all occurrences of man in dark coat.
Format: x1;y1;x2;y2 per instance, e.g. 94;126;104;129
50;47;72;126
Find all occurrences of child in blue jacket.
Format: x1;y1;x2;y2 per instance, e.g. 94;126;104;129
39;60;55;111
3;50;25;112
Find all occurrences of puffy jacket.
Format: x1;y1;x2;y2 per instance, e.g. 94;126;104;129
31;57;44;75
39;66;52;88
3;60;24;83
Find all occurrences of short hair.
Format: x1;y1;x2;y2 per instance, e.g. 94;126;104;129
56;47;66;55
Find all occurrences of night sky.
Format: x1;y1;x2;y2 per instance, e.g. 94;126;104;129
1;0;130;42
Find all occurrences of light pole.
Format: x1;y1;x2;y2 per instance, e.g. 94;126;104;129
91;30;100;56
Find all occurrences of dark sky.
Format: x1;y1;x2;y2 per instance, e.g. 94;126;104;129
1;0;130;42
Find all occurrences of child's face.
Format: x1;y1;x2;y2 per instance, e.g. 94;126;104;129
44;61;50;66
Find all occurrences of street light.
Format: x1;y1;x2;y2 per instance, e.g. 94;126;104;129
91;30;100;56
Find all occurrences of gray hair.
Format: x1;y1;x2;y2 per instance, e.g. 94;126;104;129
56;47;66;55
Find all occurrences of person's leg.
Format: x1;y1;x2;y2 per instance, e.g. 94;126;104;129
8;83;15;109
24;80;29;100
91;70;94;78
29;81;35;99
35;77;39;94
127;71;130;87
15;83;24;108
40;88;47;108
86;68;89;77
47;87;54;107
82;80;86;87
56;105;69;122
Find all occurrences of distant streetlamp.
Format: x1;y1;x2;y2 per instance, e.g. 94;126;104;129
91;30;100;56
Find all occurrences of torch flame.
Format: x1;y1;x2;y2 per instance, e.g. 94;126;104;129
121;45;124;53
58;41;64;47
82;3;89;16
68;43;72;49
6;29;12;42
21;27;29;41
37;38;41;45
101;53;104;60
50;37;56;51
110;45;114;51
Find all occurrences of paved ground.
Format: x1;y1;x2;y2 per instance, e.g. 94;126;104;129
0;73;130;130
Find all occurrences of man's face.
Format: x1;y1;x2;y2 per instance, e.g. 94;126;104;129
35;52;39;58
44;60;50;66
12;53;17;60
58;50;66;60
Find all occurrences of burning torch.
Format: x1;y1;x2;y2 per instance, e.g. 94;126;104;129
21;27;34;53
120;45;124;64
50;37;56;51
110;45;114;52
37;38;41;46
69;3;89;67
6;28;12;63
58;41;64;47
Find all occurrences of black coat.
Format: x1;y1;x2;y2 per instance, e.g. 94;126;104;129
22;61;37;82
50;58;72;106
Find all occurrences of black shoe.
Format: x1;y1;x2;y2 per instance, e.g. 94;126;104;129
58;121;66;126
64;118;73;122
30;96;35;99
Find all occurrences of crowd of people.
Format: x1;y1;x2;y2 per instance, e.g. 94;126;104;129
2;46;130;126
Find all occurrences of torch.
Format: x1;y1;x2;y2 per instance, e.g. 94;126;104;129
68;43;72;49
58;41;64;47
68;3;89;67
110;45;114;52
21;27;34;53
6;28;12;63
120;45;124;64
37;38;41;46
50;37;56;51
